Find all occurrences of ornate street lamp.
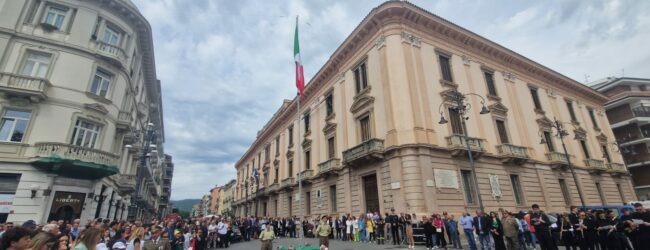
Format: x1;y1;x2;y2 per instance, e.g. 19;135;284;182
128;122;157;221
538;117;586;207
438;90;490;212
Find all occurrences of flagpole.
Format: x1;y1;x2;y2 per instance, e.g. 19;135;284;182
295;15;304;246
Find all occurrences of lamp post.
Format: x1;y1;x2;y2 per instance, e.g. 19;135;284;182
128;122;157;221
539;117;586;207
438;90;490;212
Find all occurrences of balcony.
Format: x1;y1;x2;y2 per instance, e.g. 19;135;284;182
268;182;280;194
546;152;570;170
342;138;384;166
318;158;341;176
584;158;607;174
607;163;629;176
92;40;127;66
0;72;50;102
32;142;120;179
297;169;314;182
116;111;133;131
281;177;295;189
116;175;136;194
446;134;486;158
496;144;529;165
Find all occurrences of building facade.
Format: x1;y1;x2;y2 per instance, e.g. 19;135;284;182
209;186;221;214
592;77;650;200
232;1;634;218
0;0;171;223
219;179;236;217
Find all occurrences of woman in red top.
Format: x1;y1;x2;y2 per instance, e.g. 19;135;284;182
432;214;447;249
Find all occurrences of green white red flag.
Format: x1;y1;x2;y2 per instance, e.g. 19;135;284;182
294;17;305;97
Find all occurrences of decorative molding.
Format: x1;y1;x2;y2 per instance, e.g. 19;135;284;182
336;72;345;83
546;88;557;98
84;103;109;115
536;117;553;130
461;55;472;66
322;121;337;136
400;31;421;47
374;35;386;49
350;92;375;114
286;150;294;159
488;102;509;117
439;89;458;103
501;71;517;83
596;133;608;143
573;127;587;140
301;139;312;150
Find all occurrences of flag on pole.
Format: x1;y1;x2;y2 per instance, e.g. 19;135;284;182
294;16;305;97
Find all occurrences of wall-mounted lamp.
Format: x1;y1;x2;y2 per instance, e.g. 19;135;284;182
30;184;40;199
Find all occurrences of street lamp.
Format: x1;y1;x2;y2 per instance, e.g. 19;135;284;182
438;90;490;212
538;117;586;207
128;122;157;221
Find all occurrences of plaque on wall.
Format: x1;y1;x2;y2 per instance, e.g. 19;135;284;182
489;174;502;198
434;169;459;189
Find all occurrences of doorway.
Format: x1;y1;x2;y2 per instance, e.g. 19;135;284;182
362;174;380;213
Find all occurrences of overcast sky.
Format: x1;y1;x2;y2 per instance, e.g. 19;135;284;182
130;0;650;200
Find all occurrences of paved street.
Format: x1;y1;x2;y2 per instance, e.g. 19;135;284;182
224;238;466;250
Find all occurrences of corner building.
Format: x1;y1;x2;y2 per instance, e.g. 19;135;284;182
233;1;635;218
0;0;170;223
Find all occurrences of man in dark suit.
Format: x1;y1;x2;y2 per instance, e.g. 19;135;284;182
387;208;400;245
142;226;171;250
473;210;492;250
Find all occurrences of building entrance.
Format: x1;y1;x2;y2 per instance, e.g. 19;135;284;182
363;174;380;213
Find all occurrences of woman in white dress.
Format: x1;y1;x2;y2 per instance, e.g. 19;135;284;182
345;217;353;241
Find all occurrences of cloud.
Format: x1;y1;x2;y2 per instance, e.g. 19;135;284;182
131;0;650;200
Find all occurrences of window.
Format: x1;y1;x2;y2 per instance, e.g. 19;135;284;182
595;182;606;205
566;100;578;122
265;145;271;163
530;87;542;110
0;110;32;142
461;170;476;204
640;85;647;91
288;196;292;216
275;136;280;156
360;116;371;141
304;113;310;133
558;179;571;205
102;25;121;46
602;145;611;163
288;160;293;177
20;51;51;78
484;71;497;96
70;120;102;148
288;126;294;146
438;54;453;82
274;168;278;184
330;185;337;213
304;150;311;170
326;93;334;117
327;137;335;159
579;140;590;159
42;5;68;30
90;69;112;97
449;108;463;134
616;183;625;204
588;108;599;129
495;120;509;144
305;192;311;215
543;131;555;152
353;61;368;93
510;175;524;205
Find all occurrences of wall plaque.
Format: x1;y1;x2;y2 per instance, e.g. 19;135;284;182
489;174;502;198
434;169;459;189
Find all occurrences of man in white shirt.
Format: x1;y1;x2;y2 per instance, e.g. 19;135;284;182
207;220;217;248
216;219;229;248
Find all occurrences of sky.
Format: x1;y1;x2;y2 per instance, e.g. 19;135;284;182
130;0;650;200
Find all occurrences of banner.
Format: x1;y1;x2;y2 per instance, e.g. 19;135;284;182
0;194;15;213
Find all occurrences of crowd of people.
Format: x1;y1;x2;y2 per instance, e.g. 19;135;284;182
1;203;650;250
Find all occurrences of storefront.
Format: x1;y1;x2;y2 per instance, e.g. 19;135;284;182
0;174;20;223
47;191;86;223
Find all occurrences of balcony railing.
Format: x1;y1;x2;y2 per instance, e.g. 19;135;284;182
318;158;341;174
93;41;127;63
0;72;50;101
342;138;384;165
607;163;628;174
496;144;529;164
297;169;313;180
446;134;486;157
632;107;650;118
33;142;120;179
546;152;570;169
281;177;295;188
584;158;607;174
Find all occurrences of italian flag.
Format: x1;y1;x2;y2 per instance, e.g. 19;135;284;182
294;17;305;97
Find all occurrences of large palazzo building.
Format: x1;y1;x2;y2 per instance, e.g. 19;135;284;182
592;77;650;200
232;1;635;218
0;0;172;223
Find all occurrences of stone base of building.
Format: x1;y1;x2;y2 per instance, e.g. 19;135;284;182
1;162;130;224
234;145;636;218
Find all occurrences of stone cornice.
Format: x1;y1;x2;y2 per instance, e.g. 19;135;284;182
235;0;609;168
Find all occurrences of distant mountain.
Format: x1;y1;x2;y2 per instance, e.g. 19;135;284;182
171;199;200;212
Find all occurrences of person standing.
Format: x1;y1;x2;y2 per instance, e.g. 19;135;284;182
345;217;353;242
501;211;519;250
376;215;386;245
1;227;32;250
335;216;343;240
559;214;577;250
461;213;478;250
530;204;557;250
433;214;447;248
259;223;275;250
216;218;229;248
142;226;171;250
315;216;331;248
474;210;492;250
447;214;462;250
387;209;400;245
422;217;435;250
489;212;505;250
632;203;650;250
405;214;415;249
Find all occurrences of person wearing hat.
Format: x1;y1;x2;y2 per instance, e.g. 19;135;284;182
142;226;170;250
